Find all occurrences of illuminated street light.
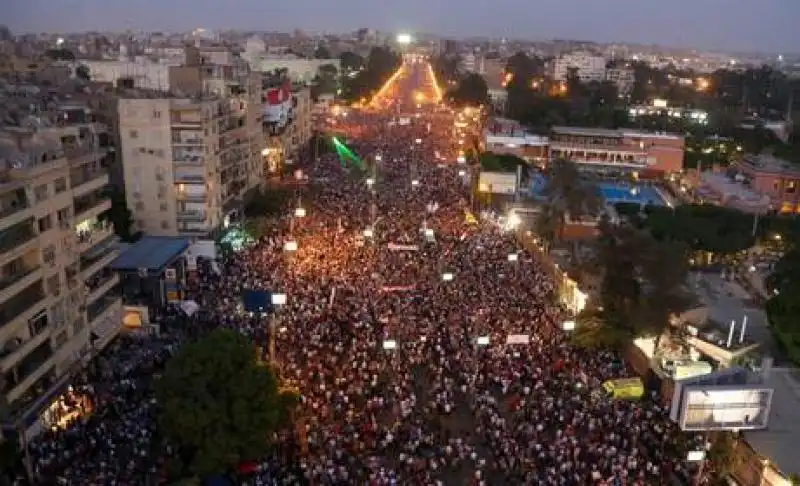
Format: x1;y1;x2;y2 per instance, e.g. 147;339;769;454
508;253;519;262
411;179;420;187
271;293;287;306
396;33;412;44
506;213;521;230
415;138;422;144
283;240;298;252
366;178;375;187
458;170;466;177
363;227;374;238
375;154;382;161
294;207;307;218
441;272;454;282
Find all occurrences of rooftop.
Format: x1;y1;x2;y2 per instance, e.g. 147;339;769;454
736;154;800;177
551;126;683;141
111;236;191;274
744;367;800;476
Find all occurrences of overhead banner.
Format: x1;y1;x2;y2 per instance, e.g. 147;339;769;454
387;243;419;251
381;285;416;292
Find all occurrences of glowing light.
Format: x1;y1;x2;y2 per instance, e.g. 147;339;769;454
396;33;412;45
506;213;521;230
696;77;710;92
369;66;405;106
426;63;444;103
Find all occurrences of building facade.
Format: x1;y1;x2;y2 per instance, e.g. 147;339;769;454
731;154;800;214
551;52;608;83
0;117;121;427
548;126;684;175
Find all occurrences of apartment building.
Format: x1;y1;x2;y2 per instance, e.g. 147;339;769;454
118;87;264;236
0;108;121;427
551;51;608;83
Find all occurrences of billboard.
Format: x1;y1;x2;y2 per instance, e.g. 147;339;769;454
670;367;774;431
478;171;517;195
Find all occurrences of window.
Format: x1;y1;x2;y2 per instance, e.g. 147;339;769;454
129;129;138;139
153;110;162;119
34;184;48;202
54;177;67;193
42;245;56;266
57;208;70;228
139;147;146;154
160;203;168;212
161;220;170;230
38;215;52;233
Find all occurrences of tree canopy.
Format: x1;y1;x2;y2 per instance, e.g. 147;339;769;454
446;73;489;108
339;51;364;72
339;47;401;103
155;329;295;477
478;151;525;172
765;247;800;365
313;45;332;59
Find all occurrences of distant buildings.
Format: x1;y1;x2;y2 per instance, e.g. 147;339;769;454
551;51;607;83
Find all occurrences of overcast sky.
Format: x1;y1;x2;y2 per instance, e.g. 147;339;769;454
4;0;799;53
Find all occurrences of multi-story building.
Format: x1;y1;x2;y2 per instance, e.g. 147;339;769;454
548;126;684;175
731;154;800;214
605;67;635;94
0;104;122;428
118;58;266;237
551;51;608;83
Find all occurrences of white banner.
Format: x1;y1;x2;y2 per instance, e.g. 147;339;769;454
506;334;530;345
387;243;419;251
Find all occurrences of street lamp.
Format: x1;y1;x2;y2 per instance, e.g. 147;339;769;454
284;240;298;252
441;272;454;282
294;207;307;218
411;179;420;187
507;253;519;262
363;227;374;238
366;178;375;187
415;138;422;144
269;292;287;361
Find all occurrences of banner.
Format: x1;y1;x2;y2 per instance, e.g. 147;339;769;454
506;334;530;345
381;285;416;292
387;243;419;251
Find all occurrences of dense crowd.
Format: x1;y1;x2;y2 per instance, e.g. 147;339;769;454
23;62;705;485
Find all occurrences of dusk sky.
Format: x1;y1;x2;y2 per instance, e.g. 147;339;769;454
5;0;799;53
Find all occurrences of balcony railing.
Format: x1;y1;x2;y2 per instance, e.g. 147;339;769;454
0;196;29;220
0;221;37;255
76;220;114;246
177;210;206;221
70;169;108;189
74;194;110;218
0;265;40;291
0;282;45;329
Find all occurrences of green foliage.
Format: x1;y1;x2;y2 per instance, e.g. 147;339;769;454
155;329;292;477
536;160;603;247
571;310;633;350
100;187;134;241
311;63;338;99
707;432;737;479
338;51;364;72
313;45;332;59
641;204;755;255
765;247;800;365
446;73;489;108
243;187;292;218
432;54;461;85
339;47;401;103
478;151;525;172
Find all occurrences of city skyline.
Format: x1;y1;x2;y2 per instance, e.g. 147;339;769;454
5;0;800;54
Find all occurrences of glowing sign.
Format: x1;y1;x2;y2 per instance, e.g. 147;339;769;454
396;33;412;44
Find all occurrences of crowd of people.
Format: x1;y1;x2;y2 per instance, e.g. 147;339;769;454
22;61;706;485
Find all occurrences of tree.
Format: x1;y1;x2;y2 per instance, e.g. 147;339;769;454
537;159;602;245
311;63;338;99
447;73;489;107
244;187;292;218
339;51;364;72
765;247;800;365
155;329;295;477
100;187;134;241
313;45;332;59
432;54;461;85
340;47;400;103
75;64;91;81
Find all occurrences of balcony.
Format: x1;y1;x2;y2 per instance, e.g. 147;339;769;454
0;188;32;233
73;190;111;222
0;312;50;373
176;190;207;202
5;341;55;405
64;144;108;166
86;296;122;350
174;173;206;184
75;219;116;255
79;242;118;278
0;264;42;306
0;219;38;265
85;269;119;304
0;281;46;341
172;136;204;146
177;210;206;222
70;168;109;198
173;154;205;166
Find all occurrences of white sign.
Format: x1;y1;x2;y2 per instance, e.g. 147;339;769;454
271;293;287;306
387;243;419;251
562;320;576;331
383;340;397;350
476;336;490;346
479;172;517;195
441;272;454;282
506;334;530;345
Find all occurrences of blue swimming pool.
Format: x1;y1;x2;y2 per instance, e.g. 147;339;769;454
529;175;666;206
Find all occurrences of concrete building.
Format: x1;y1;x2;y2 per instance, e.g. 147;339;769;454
118;87;264;237
243;54;340;84
71;58;178;90
483;118;548;162
605;67;635;94
549;126;684;175
551;51;607;82
729;154;800;214
0;110;122;433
